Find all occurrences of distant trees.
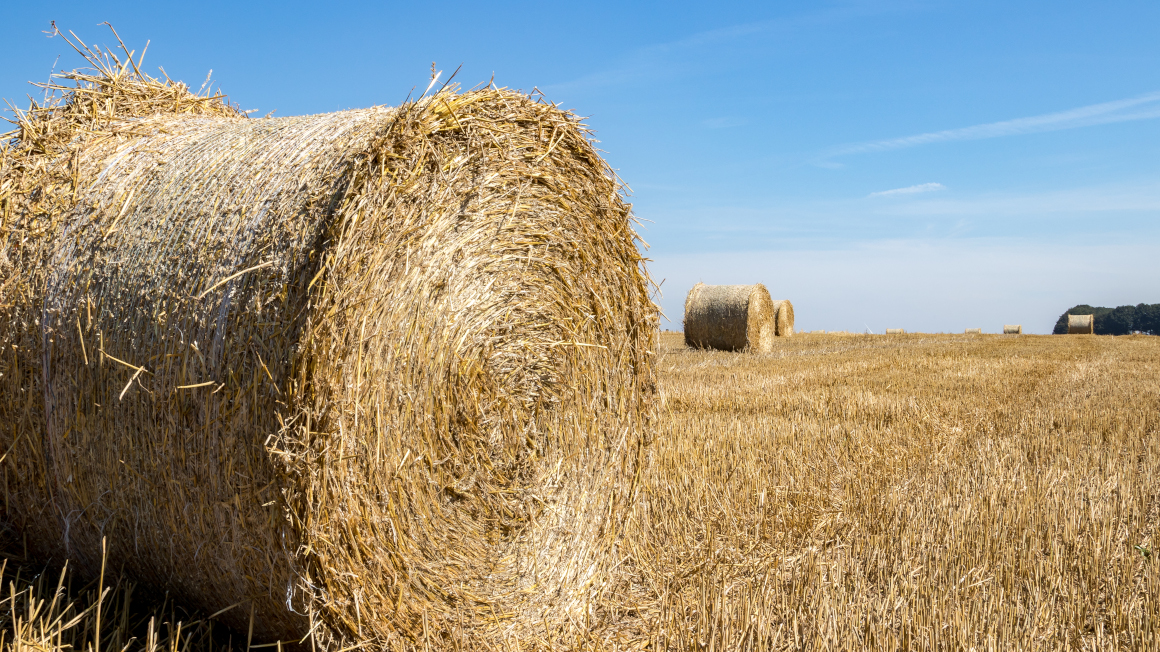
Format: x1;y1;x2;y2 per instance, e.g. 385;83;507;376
1053;304;1160;335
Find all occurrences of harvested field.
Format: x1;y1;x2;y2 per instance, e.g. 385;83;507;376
6;331;1158;650
626;331;1160;650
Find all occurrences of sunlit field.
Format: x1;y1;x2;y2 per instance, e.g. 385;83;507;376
4;332;1158;650
627;331;1160;650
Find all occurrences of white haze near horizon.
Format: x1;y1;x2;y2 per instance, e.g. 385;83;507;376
650;240;1160;335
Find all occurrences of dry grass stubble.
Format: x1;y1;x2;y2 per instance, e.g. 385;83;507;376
626;332;1159;650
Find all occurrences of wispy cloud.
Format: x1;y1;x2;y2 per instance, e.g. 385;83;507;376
880;181;1160;216
818;91;1160;163
544;4;909;95
869;182;945;197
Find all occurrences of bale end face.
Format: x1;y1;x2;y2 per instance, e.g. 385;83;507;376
771;299;795;337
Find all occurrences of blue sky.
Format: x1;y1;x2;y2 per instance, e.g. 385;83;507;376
4;1;1159;333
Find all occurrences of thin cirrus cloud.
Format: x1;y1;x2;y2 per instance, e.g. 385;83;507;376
868;182;945;198
818;90;1160;164
544;5;908;95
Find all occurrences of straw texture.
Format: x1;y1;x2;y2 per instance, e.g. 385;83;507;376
771;299;795;337
683;283;775;353
1003;325;1023;335
885;329;906;335
1;34;243;581
1067;314;1094;334
4;34;657;649
965;328;982;334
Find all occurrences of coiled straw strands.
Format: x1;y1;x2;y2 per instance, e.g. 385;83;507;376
1068;314;1094;334
1004;324;1023;334
2;35;656;649
683;283;776;352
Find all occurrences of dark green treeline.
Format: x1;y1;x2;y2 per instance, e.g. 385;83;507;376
1053;304;1160;335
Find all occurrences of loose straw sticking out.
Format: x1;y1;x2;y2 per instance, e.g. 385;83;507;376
195;260;274;299
76;318;88;365
11;40;657;652
1;25;242;595
176;380;216;389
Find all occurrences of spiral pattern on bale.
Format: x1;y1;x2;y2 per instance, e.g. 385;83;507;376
771;299;795;337
7;79;656;647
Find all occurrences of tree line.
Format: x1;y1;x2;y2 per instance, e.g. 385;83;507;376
1052;304;1160;335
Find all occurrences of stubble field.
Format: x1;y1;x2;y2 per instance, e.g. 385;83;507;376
624;331;1160;650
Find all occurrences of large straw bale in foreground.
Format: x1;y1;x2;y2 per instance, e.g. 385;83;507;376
771;299;795;336
683;283;775;352
1068;314;1094;334
3;45;656;648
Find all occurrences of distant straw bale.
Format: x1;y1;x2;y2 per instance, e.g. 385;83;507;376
2;32;656;649
965;328;983;334
1004;325;1023;334
683;283;776;352
771;299;795;336
886;328;906;335
1068;314;1094;334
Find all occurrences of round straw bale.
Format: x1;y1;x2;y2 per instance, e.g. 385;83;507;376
965;328;982;334
885;328;905;335
5;58;657;647
1067;313;1094;334
771;299;795;336
1003;324;1023;334
683;283;776;352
